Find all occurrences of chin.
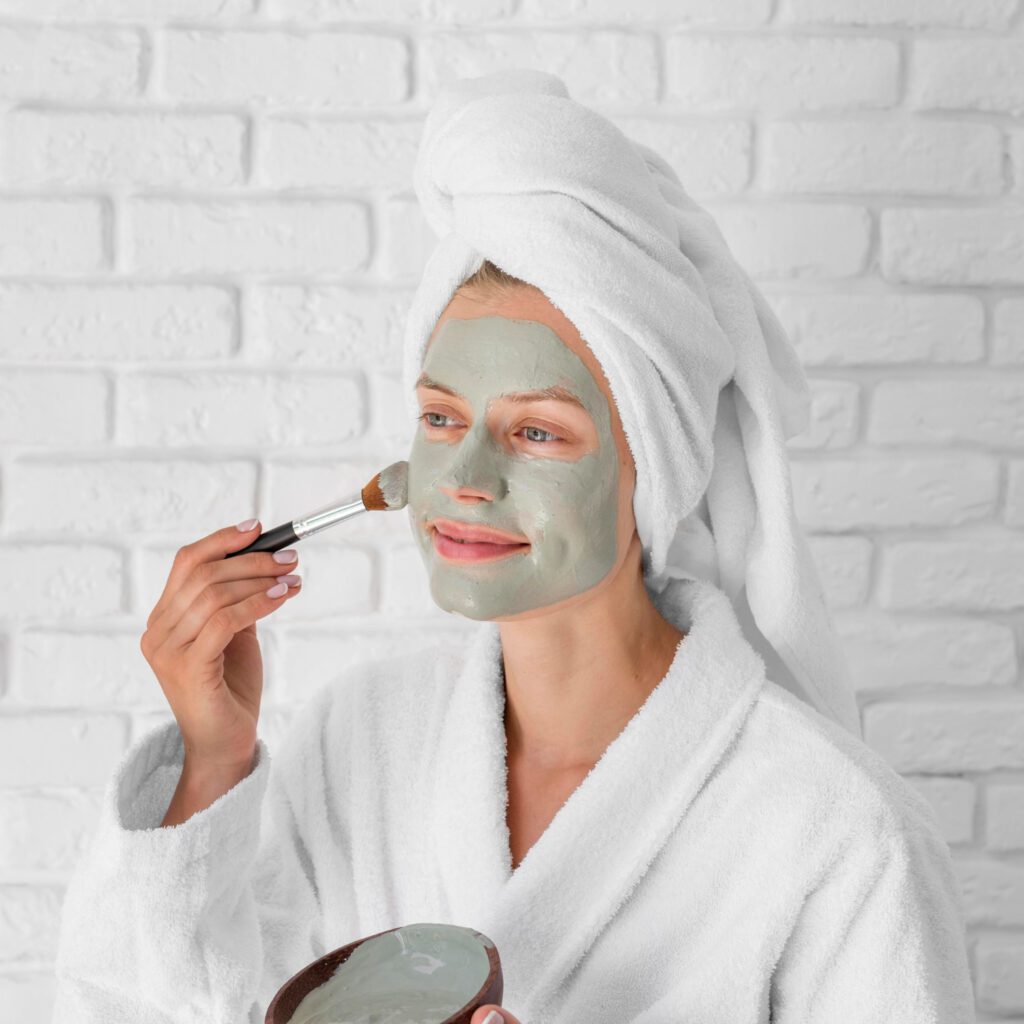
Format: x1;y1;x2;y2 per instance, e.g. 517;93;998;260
426;579;518;622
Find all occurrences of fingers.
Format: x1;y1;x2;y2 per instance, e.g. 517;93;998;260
159;568;301;657
149;547;299;642
147;521;266;631
187;579;302;665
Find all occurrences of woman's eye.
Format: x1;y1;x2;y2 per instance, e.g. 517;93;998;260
421;412;455;428
520;425;562;443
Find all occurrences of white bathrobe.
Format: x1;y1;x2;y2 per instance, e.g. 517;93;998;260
52;578;976;1024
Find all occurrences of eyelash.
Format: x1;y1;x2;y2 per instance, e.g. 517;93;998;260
415;412;564;444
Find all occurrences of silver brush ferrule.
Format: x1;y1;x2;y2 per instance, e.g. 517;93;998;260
293;494;366;540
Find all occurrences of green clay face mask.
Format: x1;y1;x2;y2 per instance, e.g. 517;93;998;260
406;315;620;621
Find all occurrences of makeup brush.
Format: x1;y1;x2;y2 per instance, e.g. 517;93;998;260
226;460;409;559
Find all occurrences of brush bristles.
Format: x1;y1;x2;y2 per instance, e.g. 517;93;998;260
361;460;409;511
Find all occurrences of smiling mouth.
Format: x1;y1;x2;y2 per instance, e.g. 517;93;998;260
430;524;531;563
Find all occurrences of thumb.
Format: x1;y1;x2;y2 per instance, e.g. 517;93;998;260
472;1008;504;1024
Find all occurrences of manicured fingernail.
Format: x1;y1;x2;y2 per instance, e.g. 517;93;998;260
273;549;298;563
482;1013;503;1024
276;575;301;588
266;581;288;598
237;518;259;532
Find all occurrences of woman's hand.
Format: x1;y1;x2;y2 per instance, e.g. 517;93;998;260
139;520;303;772
472;1006;522;1024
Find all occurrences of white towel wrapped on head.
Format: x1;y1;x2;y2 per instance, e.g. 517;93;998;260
402;67;861;738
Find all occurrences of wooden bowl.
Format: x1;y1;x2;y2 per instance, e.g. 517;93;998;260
265;922;503;1024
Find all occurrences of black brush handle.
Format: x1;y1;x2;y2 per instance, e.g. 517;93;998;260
225;521;300;559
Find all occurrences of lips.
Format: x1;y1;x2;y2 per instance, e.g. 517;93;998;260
430;518;529;546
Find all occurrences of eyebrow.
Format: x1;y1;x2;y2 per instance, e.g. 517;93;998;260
414;372;587;411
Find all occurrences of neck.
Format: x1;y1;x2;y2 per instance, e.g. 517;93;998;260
498;536;685;773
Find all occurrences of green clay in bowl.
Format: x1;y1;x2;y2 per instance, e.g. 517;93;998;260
268;923;502;1024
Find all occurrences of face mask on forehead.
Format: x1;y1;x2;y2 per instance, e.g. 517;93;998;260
406;315;621;621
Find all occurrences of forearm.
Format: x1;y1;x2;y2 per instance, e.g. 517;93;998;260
162;750;257;827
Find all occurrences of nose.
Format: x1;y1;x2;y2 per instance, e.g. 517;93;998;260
436;421;507;503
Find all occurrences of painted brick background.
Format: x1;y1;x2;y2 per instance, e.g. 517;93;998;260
0;0;1022;1020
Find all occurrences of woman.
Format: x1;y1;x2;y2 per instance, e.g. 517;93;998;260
52;71;976;1023
410;273;687;884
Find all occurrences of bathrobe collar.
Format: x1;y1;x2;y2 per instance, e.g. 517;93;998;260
429;577;766;1019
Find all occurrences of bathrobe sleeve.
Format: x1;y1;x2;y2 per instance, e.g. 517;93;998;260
51;690;333;1024
769;815;976;1023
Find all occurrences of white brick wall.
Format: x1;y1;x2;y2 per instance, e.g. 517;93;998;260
0;1;1021;1020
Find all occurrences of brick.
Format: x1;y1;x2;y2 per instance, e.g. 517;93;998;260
763;119;1002;196
251;284;408;369
419;32;658;105
0;715;126;788
380;195;446;281
0;789;104;871
904;776;975;845
706;202;871;279
0;371;108;446
0;975;53;1022
0;885;62;966
869;379;1024;447
8;460;255;536
368;371;413;447
260;118;420;190
0;200;105;274
835;613;1017;689
807;535;872;608
520;0;772;23
0;285;236;363
977;935;1024;1014
1007;461;1024;527
768;291;984;367
955;857;1024;925
994;299;1024;365
879;541;1024;611
911;39;1024;115
1011;128;1024;198
265;0;512;19
0;0;254;16
591;116;751;196
7;111;246;188
126;198;370;275
881;208;1024;285
0;26;141;101
987;783;1024;852
791;455;998;530
0;546;122;621
13;631;162;709
786;380;858;449
665;36;898;112
864;700;1024;772
781;0;1017;29
163;29;408;109
119;371;365;446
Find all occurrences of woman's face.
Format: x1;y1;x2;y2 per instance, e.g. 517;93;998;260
406;287;638;621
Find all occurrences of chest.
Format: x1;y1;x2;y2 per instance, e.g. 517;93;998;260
505;757;593;871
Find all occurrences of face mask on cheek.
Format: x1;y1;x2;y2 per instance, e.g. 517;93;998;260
406;315;620;621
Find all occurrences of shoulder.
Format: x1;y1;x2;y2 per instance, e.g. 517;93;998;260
737;679;947;853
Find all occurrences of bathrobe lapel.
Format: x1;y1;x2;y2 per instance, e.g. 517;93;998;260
429;579;766;1019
